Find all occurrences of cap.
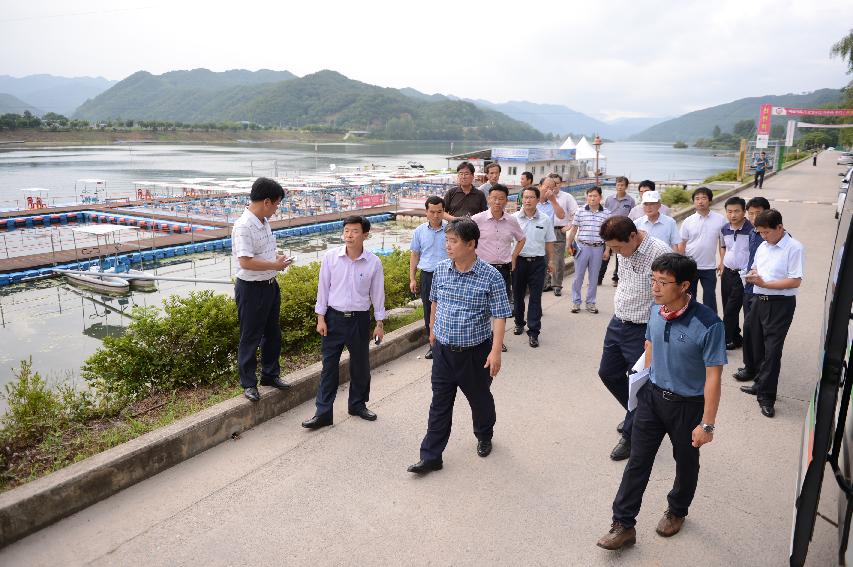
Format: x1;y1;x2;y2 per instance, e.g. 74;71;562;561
641;190;661;204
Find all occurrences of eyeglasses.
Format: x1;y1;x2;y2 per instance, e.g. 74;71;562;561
649;276;676;287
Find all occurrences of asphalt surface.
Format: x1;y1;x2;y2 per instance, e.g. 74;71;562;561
1;156;846;566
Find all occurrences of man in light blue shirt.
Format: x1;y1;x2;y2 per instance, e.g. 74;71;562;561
634;191;679;250
409;195;448;359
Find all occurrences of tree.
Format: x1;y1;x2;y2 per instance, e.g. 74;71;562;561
712;125;721;138
733;119;756;139
771;123;786;139
831;28;853;74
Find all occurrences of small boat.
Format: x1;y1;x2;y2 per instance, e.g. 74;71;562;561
105;267;157;291
62;267;131;295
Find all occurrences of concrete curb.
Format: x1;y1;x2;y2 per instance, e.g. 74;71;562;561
0;320;428;547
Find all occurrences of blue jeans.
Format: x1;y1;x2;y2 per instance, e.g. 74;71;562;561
689;268;717;314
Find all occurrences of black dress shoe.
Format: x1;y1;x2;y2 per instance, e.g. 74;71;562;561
407;459;443;474
760;404;775;418
348;407;377;421
513;325;524;335
244;387;260;402
610;437;631;461
733;368;755;382
529;336;539;348
424;347;433;359
502;343;508;352
740;385;758;395
616;420;625;434
259;376;291;390
725;341;743;350
554;288;562;296
477;439;493;458
302;414;333;429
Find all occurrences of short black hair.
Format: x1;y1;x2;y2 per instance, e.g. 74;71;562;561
615;176;629;186
638;179;655;192
488;183;509;196
692;186;713;201
754;208;783;229
746;196;770;210
485;162;501;173
343;215;371;232
586;186;603;196
521;171;533;183
456;161;475;174
424;196;445;209
651;253;697;284
600;216;638;242
445;218;479;247
548;172;563;182
250;177;285;202
724;196;746;210
521;186;540;199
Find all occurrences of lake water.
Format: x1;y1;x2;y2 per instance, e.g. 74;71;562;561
0;141;737;208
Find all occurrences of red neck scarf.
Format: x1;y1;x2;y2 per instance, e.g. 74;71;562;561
659;294;692;321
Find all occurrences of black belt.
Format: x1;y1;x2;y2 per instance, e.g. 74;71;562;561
616;317;646;326
723;266;742;273
579;241;605;247
652;382;704;403
490;263;512;270
440;339;490;352
237;277;277;285
755;294;795;302
327;307;369;318
519;256;545;262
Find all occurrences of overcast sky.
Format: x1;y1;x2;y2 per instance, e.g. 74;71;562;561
2;0;850;120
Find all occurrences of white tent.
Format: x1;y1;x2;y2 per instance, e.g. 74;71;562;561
574;136;605;161
559;136;576;150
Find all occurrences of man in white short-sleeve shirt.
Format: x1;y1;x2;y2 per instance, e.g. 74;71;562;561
232;177;293;401
678;187;726;313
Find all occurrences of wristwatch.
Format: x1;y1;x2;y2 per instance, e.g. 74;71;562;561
700;423;715;433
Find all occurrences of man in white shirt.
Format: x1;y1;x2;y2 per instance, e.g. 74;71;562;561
678;187;726;313
628;180;671;220
232;177;294;402
548;173;579;296
634;191;679;250
740;209;804;419
514;186;555;347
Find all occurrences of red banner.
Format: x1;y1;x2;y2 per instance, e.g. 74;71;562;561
773;107;853;117
355;194;385;208
758;104;773;135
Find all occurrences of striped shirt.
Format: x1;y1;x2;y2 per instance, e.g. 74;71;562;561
614;234;673;323
430;258;512;347
720;220;753;271
232;208;278;281
572;205;611;244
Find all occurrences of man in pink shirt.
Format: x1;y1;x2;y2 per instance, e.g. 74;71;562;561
472;184;525;352
303;215;386;430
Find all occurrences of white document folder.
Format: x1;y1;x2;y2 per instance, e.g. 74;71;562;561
628;354;650;412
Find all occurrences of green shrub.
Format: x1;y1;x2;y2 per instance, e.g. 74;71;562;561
660;187;692;207
1;359;64;448
278;262;323;354
702;169;739;183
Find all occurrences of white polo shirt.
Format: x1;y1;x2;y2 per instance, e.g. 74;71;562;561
552;191;579;228
232;208;278;281
679;210;726;270
751;232;804;296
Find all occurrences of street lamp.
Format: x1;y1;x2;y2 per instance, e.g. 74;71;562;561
593;134;603;186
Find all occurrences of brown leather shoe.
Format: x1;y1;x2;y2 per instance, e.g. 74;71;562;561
596;521;636;550
655;509;685;537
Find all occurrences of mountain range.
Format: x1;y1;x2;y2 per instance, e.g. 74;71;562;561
0;74;116;115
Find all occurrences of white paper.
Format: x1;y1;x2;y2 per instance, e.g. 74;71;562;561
628;354;650;412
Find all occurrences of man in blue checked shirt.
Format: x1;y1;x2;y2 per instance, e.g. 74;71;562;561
408;219;512;474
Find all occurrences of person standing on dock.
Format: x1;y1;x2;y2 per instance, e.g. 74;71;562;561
547;173;578;297
409;196;448;360
407;218;512;474
628;180;670;220
303;215;386;429
566;187;610;314
599;176;635;287
232;177;294;402
678;187;726;314
443;161;487;220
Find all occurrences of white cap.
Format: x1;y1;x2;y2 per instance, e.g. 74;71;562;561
641;190;661;204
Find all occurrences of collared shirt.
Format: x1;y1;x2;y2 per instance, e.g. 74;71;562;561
614;234;673;323
572;205;611;244
634;214;680;248
751;232;804;296
755;156;768;173
315;246;386;320
430;258;512;347
443;185;487;218
478;182;493;194
744;229;764;295
552;191;579;228
514;208;556;257
471;209;525;265
410;221;447;272
720;220;753;271
679;211;727;270
645;298;727;397
604;194;636;216
232;208;278;281
629;202;671;220
536;199;555;222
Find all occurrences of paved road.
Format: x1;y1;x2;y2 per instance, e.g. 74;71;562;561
2;157;845;566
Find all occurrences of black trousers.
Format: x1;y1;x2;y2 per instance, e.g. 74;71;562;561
747;296;796;404
513;256;546;337
598;254;619;285
689;269;718;314
316;308;371;416
742;294;756;373
598;317;647;442
420;340;496;461
235;278;281;389
754;170;766;188
490;263;512;304
419;270;434;333
612;383;704;528
721;267;745;345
